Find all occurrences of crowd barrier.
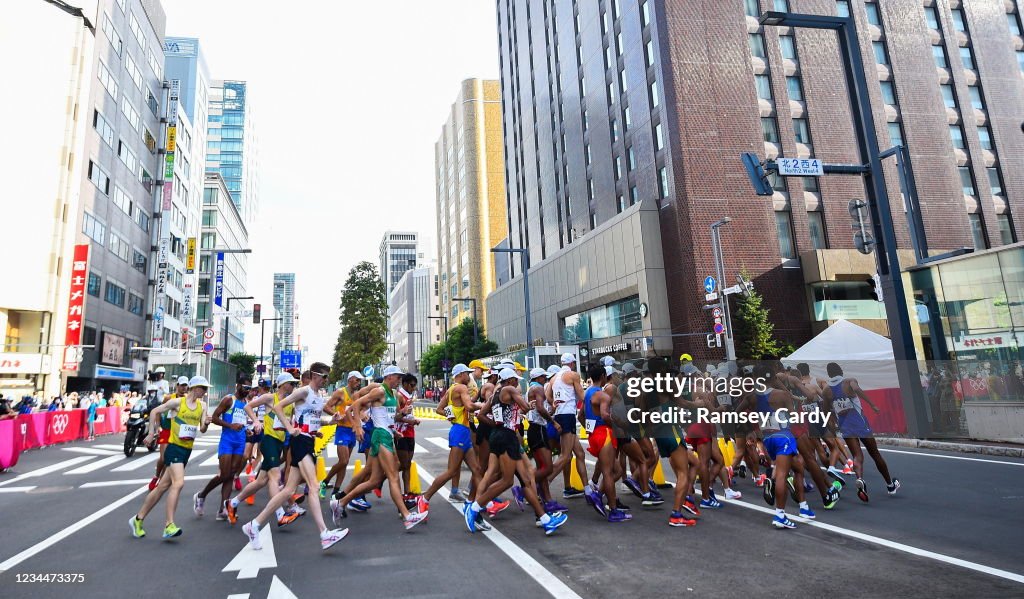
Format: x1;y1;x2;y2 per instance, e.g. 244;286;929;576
0;406;124;470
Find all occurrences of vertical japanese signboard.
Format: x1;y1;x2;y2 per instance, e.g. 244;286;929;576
62;244;90;371
185;237;196;274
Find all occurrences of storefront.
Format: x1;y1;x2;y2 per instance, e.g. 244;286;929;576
0;352;51;398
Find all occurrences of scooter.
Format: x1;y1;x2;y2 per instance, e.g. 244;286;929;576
124;396;158;457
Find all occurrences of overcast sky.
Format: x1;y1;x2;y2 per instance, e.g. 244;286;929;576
164;1;500;363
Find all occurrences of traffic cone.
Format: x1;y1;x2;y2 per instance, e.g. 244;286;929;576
653;459;673;488
353;459;363;477
579;423;588;440
316;455;326;482
409;461;422;494
569;456;584;491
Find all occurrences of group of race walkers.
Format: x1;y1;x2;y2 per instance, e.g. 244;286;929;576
126;350;901;550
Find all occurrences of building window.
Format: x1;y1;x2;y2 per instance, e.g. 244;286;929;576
998;214;1017;245
803;177;820;193
203;188;218;204
775;211;796;259
968;85;985;110
793;118;812;146
111;185;130;215
933;44;948;68
873;41;889;65
641;0;650;27
755;74;773;100
950;124;965;149
924;6;939;30
117;140;137;176
104;281;126;308
774;0;790;11
650;80;660;108
744;0;760;18
201;232;216;249
628;147;636;170
108;232;129;262
121;97;140;132
132;250;147;273
762;117;780;143
1017;50;1024;72
101;13;122;56
93;110;114;147
128;293;144;316
97;60;119;98
768;170;786;192
749;33;767;58
779;34;797;60
83;212;105;244
836;1;850;18
1009;12;1023;36
563;295;642;343
654;122;664;150
629;186;639;205
202;209;217;227
808;212;828;249
888;122;904;146
950;8;966;32
617;195;625;213
87;273;101;297
969;213;988;250
787;76;804;101
959;166;976;196
645;39;655;67
134;209;150;233
124;54;144;91
940;84;957;109
88;161;110;194
977;126;993;150
988;167;1004;196
615;156;622;179
865;2;881;26
879;80;896;105
659;167;669;198
960;46;975;70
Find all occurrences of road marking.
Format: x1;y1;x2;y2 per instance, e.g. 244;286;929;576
0;456;94;487
79;475;207;488
226;595;250;599
111;453;160;471
268;575;297;599
65;454;126;475
719;495;1024;584
426;437;449;450
223;524;276;579
414;444;430;454
95;444;127;451
418;465;583;599
200;454;223;467
62;447;121;456
0;486;36;493
0;484;149;571
879;448;1024;467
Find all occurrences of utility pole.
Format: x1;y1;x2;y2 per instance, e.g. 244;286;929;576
710;218;736;361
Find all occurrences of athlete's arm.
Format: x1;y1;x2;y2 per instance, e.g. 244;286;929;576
571;372;586;406
324;390;344;415
145;397;181;443
200;400;212;433
435;391;450;418
510;387;531;413
597;390;613;422
210;395;235;430
244;393;271;434
849;378;881;413
477;392;497;427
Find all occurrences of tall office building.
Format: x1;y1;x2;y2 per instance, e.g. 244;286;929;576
206;80;259;225
434;79;508;332
388;266;443;376
272;273;296;376
487;0;1024;362
379;232;421;296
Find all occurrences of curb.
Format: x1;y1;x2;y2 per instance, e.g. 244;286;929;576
876;437;1024;458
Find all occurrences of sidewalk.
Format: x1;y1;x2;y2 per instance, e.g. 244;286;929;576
876;437;1024;459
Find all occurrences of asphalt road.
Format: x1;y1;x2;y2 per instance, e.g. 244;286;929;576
0;420;1022;598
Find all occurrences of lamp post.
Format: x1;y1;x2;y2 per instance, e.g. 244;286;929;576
407;330;425;378
758;10;928;437
385;342;396;365
259;317;282;379
452;297;478;347
221;296;253;361
491;247;532;368
710;218;736;361
427;316;449;385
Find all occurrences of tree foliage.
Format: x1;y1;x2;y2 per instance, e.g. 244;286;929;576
418;319;499;378
733;277;786;360
227;352;259;379
330;262;388;382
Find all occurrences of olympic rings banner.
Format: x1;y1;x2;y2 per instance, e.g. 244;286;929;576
0;407;124;470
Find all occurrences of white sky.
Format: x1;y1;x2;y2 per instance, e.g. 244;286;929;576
164;1;499;363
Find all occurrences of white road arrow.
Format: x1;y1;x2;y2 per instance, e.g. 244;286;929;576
222;525;276;579
268;575;298;599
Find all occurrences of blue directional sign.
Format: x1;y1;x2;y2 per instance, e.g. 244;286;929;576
362;365;375;378
704;276;717;294
280;349;302;369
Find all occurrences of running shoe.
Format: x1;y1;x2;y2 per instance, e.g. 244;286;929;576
233;476;242;491
823;487;840;510
404;511;428;531
403;494;418;510
545;500;569;513
772;514;796;529
607;508;632;522
511;485;526;511
543;511;569;535
763;477;776;506
803;481;814;493
668;511;697;527
649;488;664;502
148;476;158;491
448;489;468;503
291;493;305;505
724;488;742;500
277;511;300;527
292;506;307;516
584;488;607;517
330;498;347;525
641;492;664;506
216;501;228;521
373;487;383;498
754;474;767;488
351;497;373;511
831;480;844;495
475;512;492;531
463;503;478;533
615;499;631;511
700;497;723;509
192;493;205;517
347;500;368;513
683;497;701;516
827;465;846;483
563;487;585;499
786;476;796;495
243;520;262;549
162;523;182;539
321;528;349;550
319;481;328;498
887;478;901;496
486;499;511;517
416;495;430;514
856;478;869;502
737;464;748;478
129;516;145;538
624;477;644;498
799;506;817;520
226;501;238;525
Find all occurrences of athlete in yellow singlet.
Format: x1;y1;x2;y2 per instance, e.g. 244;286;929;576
322;371;366;497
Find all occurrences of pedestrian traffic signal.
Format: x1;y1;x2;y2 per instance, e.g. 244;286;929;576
252;303;261;324
741;152;774;196
867;273;884;302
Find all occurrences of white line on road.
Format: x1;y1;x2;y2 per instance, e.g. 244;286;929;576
414;444;430;454
426;437;449;450
111;453;159;471
64;454;127;475
268;575;297;599
0;486;36;493
61;447;121;456
80;475;208;488
95;444;127;451
0;484;149;572
0;456;94;487
200;454;223;467
417;465;583;599
879;448;1024;467
226;595;250;599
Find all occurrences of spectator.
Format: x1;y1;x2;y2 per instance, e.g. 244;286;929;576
17;396;34;415
86;397;98;441
0;395;14;420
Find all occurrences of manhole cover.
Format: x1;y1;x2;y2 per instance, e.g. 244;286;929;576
27;486;74;494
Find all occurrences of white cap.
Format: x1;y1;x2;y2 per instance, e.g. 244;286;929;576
560;352;576;365
346;370;365;381
498;368;522;381
155;366;167;374
450;363;472;377
188;375;210;388
382;365;404;378
529;367;547;380
605;365;621;377
622;363;639;375
497;360;516;370
546;364;562;376
485;370;500;379
600;356;617;367
275;372;298;386
176;376;190;385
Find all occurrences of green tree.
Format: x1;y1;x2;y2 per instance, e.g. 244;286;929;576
418;319;498;378
330;262;388;382
227;352;259;379
733;282;786;360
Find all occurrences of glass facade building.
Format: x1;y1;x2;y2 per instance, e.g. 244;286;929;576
206;80;259;225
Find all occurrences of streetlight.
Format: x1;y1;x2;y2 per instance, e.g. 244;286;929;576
759;9;929;437
491;247;532;368
452;297;478;347
259;317;282;378
710;218;735;361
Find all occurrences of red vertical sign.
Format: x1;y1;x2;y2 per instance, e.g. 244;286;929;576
62;244;90;371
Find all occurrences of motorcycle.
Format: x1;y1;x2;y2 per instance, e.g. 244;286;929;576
124;396;158;457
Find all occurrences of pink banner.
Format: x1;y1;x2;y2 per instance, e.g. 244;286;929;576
862;388;908;434
17;413;49;450
93;407;123;436
0;419;21;470
47;409;84;445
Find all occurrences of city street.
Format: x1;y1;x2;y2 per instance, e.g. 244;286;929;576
1;420;1022;598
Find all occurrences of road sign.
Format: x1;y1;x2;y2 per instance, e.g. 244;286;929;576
203;328;215;340
703;276;716;294
706;333;722;348
362;365;375;378
280;350;302;369
256;364;267;374
712;307;723;318
440;359;452;371
777;157;823;176
202;342;214;353
723;285;742;295
705;292;719;302
714;323;725;334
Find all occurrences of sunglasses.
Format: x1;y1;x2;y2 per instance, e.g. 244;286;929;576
312;371;328;378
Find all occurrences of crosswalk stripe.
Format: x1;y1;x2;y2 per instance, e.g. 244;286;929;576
200;454;222;467
415;444;430;454
64;455;128;475
0;486;37;493
95;444;126;451
111;453;160;471
426;437;449;450
0;456;94;486
62;447;121;456
80;474;208;488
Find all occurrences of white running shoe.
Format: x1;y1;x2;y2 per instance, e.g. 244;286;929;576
193;492;204;517
404;510;428;531
725;488;743;500
321;528;349;550
242;520;262;550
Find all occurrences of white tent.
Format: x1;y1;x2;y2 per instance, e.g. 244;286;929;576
782;319;898;391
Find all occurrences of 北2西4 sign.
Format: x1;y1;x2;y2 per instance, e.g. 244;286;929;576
777;157;823;176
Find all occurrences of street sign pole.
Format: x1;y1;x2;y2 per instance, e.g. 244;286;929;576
711;220;737;361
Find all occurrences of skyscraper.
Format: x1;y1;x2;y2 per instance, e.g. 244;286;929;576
379;232;420;296
434;79;508;332
388;266;442;376
272;273;296;376
206;80;259;225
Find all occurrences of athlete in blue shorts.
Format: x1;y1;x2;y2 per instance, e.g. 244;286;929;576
195;374;252;521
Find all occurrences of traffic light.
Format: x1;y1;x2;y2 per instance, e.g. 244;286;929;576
741;152;775;196
867;273;884;303
252;303;261;324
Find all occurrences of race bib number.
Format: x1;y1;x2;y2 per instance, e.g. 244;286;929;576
801;402;819;413
834;398;854;413
443;405;454;420
232;407;247;425
386;406;397;417
178;423;198;440
491;403;503;424
717;394;732;407
584;418;596;433
302;409;323;432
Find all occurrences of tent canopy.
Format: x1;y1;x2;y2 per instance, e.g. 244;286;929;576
782;319;898;391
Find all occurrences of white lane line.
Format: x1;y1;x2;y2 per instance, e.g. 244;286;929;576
111;453;159;472
200;454;222;467
879;448;1024;467
414;444;430;454
95;444;128;451
79;475;209;488
62;447;121;456
426;437;449;450
719;495;1024;584
65;455;127;475
0;486;36;493
417;465;583;599
0;484;150;571
0;456;94;487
